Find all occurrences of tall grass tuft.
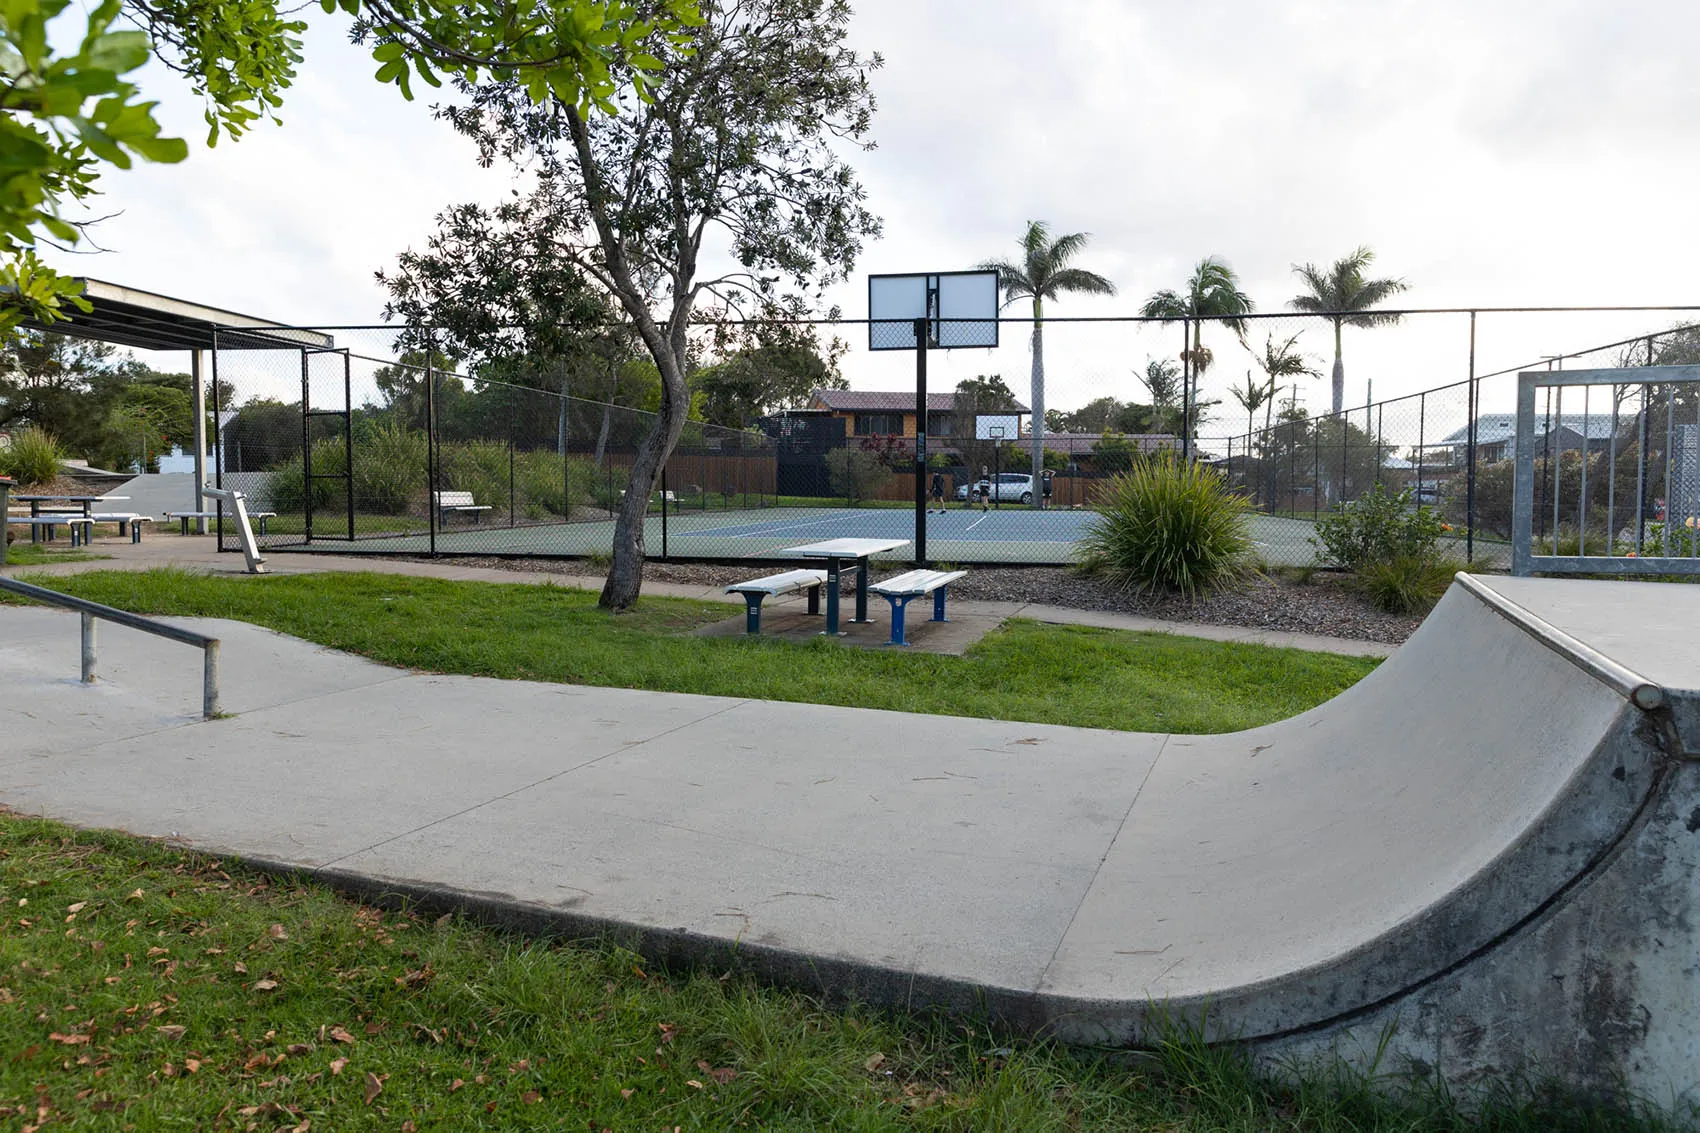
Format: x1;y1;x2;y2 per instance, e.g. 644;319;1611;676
0;426;66;486
1353;553;1459;615
1079;457;1254;596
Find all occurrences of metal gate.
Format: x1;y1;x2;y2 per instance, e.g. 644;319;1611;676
1512;365;1700;575
302;347;355;542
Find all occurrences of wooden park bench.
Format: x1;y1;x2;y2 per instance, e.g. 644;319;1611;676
724;569;828;634
432;490;492;526
867;569;967;646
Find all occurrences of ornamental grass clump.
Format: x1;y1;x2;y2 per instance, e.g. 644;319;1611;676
1353;554;1459;615
1080;457;1254;596
0;426;66;486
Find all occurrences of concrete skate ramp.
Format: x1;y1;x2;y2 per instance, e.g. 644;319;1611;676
1039;572;1687;1044
3;573;1697;1093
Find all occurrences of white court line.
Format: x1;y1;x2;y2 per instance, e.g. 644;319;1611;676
964;512;992;533
671;511;879;541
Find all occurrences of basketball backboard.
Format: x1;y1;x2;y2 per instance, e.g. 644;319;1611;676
868;270;999;351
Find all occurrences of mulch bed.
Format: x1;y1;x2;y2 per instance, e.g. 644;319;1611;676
430;556;1424;645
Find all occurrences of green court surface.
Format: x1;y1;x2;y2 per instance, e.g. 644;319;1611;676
256;505;1355;566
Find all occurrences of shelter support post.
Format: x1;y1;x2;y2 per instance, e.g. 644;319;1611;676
191;350;208;533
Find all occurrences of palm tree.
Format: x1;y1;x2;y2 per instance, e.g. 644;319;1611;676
1288;246;1408;416
1252;332;1321;437
1135;357;1182;434
978;221;1116;501
1230;371;1274;444
1140;257;1255;450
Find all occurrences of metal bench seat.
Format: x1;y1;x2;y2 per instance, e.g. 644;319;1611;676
89;513;154;542
6;515;95;545
866;569;968;646
725;569;829;634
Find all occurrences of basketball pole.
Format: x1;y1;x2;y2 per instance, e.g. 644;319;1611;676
914;316;929;568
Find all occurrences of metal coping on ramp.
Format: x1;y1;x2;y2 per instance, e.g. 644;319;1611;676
1452;572;1666;711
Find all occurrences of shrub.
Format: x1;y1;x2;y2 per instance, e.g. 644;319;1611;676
1312;484;1444;570
586;462;629;513
825;447;891;503
268;423;426;516
0;426;66;486
1644;519;1700;558
439;440;511;510
351;421;427;514
1354;553;1460;615
267;439;346;515
1546;525;1620;558
1079;457;1253;596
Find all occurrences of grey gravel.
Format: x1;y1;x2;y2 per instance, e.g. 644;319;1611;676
427;556;1424;645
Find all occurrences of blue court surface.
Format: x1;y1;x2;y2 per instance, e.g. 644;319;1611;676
263;505;1341;566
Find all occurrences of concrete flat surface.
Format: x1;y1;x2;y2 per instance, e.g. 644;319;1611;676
6;572;1700;1049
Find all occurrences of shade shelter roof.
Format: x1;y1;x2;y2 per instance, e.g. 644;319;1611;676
20;278;333;352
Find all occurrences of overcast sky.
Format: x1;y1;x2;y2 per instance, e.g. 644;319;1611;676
44;0;1700;430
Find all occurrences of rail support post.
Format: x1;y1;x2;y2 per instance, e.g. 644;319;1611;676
81;613;96;683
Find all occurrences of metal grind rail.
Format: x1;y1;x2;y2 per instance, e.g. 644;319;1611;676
0;577;222;719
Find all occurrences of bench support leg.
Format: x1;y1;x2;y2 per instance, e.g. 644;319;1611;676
742;594;765;635
131;523;142;544
933;588;949;623
806;585;820;616
259;516;269;536
886;595;915;646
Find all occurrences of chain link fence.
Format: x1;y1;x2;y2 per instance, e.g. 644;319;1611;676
207;310;1700;570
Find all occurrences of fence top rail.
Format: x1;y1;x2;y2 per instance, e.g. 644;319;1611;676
1519;365;1700;387
199;305;1700;334
0;577;218;650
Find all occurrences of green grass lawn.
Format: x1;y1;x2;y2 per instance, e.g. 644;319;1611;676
0;815;1674;1132
7;569;1376;734
0;542;107;566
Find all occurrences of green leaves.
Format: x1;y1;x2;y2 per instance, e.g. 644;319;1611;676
2;0;699;338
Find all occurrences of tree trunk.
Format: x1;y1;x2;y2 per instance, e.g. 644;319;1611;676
1330;319;1345;416
1029;300;1045;505
600;370;689;610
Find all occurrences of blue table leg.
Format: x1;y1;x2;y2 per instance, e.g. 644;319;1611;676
850;556;873;624
824;559;842;635
933;588;949;622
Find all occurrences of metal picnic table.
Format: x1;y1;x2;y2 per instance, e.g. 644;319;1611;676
11;495;129;543
777;537;911;636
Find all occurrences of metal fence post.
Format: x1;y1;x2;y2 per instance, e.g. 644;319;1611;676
425;330;438;557
1465;311;1478;563
1180;318;1192;463
210;327;224;548
1512;372;1537;576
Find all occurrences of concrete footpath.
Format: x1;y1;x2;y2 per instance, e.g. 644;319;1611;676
3;534;1394;658
6;558;1700;1096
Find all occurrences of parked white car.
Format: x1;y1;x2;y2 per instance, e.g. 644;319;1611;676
954;473;1034;504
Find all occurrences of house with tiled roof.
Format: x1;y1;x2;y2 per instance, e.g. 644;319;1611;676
804;389;1029;441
